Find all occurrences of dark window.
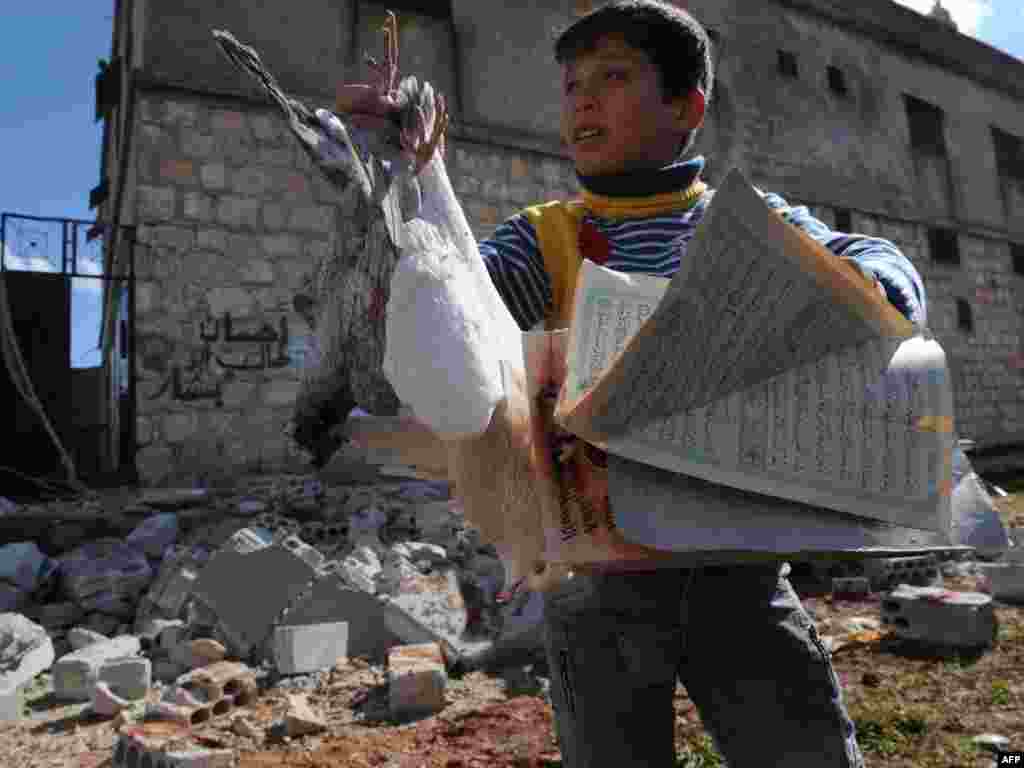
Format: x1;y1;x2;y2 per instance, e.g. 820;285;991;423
992;127;1024;181
956;299;973;333
928;227;960;265
366;0;452;18
904;95;946;155
834;207;853;232
777;50;798;78
1012;243;1024;276
827;66;847;96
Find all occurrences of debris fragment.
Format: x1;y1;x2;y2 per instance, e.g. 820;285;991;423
388;642;447;719
284;692;327;736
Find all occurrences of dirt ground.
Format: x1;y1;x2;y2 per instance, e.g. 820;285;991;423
2;495;1022;768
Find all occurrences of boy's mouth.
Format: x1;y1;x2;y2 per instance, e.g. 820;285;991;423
573;127;604;144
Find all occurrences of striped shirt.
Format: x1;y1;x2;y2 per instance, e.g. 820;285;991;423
479;189;928;331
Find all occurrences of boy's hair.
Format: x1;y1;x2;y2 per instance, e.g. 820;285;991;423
554;0;714;157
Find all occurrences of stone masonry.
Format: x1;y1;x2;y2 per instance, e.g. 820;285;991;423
104;0;1024;485
131;95;579;486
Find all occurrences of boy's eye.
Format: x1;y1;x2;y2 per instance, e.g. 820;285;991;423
605;70;626;80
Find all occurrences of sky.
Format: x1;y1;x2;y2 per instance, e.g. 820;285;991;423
0;1;1022;367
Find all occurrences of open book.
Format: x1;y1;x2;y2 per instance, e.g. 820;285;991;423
551;169;955;540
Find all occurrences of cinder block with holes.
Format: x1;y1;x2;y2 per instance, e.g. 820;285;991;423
880;585;997;648
831;576;870;599
863;555;941;592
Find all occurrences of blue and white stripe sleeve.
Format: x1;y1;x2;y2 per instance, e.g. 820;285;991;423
478;214;553;331
760;192;928;327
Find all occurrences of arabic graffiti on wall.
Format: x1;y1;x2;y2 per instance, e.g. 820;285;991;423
142;311;306;406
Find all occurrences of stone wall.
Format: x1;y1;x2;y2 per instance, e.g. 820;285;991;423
786;197;1024;443
128;91;579;486
115;0;1024;485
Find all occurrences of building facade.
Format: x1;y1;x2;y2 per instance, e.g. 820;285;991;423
94;0;1024;487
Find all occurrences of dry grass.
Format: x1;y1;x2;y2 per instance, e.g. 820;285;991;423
670;478;1024;768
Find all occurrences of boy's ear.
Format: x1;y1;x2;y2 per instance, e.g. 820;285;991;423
676;88;706;132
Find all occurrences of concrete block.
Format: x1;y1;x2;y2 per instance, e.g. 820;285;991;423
69;627;109;650
226;528;272;554
175;661;256;703
126;513;180;559
0;678;24;721
114;723;236;768
170;638;227;669
52;635;142;701
832;577;871;599
977;562;1024;603
98;656;152;700
388;643;446;719
273;622;349;675
881;586;997;649
864;555;941;591
0;542;48;592
191;541;318;656
158;622;189;652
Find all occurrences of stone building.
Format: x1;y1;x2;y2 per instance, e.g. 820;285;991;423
92;0;1024;487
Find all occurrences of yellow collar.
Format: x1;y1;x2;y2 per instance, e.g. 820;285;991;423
579;179;708;219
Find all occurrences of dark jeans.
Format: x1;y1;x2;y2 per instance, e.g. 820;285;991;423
542;564;864;768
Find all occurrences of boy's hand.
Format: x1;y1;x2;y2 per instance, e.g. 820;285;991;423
333;10;449;174
335;10;403;141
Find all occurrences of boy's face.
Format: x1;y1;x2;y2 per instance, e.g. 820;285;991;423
560;34;704;176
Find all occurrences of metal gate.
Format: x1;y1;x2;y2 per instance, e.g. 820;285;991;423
0;212;136;491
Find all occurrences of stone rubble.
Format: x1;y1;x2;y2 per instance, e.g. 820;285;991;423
283;692;327;736
880;585;998;649
388;642;447;719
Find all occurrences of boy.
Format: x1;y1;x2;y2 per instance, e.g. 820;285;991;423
339;2;925;765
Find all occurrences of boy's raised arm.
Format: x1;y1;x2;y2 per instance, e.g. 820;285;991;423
760;191;928;328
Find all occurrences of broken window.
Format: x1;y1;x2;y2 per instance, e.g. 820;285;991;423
777;50;798;78
904;95;947;156
834;207;852;232
928;227;960;265
992;126;1024;182
1012;242;1024;276
827;65;847;96
956;298;973;333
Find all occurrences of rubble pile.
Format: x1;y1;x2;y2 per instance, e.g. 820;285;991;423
0;466;549;754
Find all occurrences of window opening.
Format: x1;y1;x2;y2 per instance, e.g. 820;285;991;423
777;50;798;78
928;227;960;265
827;65;847;96
956;299;973;333
904;95;946;155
